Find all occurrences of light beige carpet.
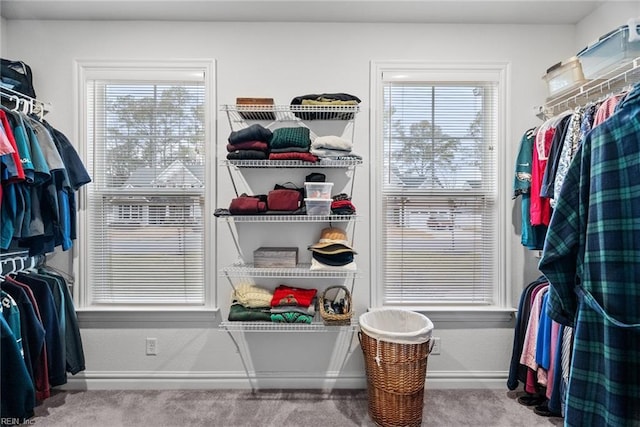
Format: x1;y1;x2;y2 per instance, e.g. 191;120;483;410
31;388;564;426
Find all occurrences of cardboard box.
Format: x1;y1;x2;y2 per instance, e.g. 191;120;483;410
253;247;298;268
236;97;275;120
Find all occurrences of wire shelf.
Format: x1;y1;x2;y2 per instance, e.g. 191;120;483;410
221;159;362;168
221;104;360;122
221;263;361;278
0;87;51;117
536;56;640;118
219;214;358;223
219;318;359;332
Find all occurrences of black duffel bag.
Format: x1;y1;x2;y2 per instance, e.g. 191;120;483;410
1;58;37;98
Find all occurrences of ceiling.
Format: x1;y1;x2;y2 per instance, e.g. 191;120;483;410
0;0;608;25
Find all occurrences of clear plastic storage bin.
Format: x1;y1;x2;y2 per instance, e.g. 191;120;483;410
304;182;334;199
542;56;587;97
577;21;640;79
304;198;332;216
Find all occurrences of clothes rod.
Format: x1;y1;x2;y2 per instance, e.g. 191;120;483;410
0;86;52;115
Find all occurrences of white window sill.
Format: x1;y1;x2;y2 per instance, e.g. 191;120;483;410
371;306;516;323
76;308;220;328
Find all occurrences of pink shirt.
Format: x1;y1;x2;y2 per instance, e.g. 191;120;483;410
530;127;554;226
592;94;623;128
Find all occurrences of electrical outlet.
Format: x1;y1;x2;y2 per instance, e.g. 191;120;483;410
146;338;158;355
431;337;441;355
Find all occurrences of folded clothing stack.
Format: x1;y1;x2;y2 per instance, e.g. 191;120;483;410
270;285;317;324
228;282;319;324
228;282;274;322
290;93;361;120
267;126;318;163
227;124;272;160
331;193;356;215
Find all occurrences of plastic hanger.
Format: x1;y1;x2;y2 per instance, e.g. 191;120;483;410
9;95;21;111
21;99;32;115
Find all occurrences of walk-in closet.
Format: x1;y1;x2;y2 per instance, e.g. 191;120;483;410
2;1;640;426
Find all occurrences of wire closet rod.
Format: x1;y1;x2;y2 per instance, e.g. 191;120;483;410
0;251;45;277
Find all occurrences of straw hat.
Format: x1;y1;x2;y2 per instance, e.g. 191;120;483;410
308;227;357;255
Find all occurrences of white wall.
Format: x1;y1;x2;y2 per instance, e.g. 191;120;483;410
0;17;5;56
4;18;577;390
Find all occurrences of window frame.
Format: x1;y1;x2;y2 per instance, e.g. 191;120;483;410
73;59;217;315
369;60;513;321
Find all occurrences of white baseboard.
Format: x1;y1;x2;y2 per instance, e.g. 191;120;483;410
59;370;509;391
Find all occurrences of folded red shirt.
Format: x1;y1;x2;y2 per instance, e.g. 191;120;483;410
331;200;355;210
268;152;318;163
226;140;269;152
271;285;317;308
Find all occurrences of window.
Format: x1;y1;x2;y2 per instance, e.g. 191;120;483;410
370;62;508;308
77;60;214;307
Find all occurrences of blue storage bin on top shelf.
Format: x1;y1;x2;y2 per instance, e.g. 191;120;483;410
577;19;640;79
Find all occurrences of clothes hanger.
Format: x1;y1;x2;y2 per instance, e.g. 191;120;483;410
1;258;18;278
526;128;537;139
0;258;13;280
38;259;75;283
9;95;21;111
21;99;32;115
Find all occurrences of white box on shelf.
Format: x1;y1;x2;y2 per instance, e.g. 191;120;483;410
304;182;334;199
305;198;332;216
542;56;587;97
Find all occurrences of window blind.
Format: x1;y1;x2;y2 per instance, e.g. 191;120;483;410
85;76;206;305
381;80;498;305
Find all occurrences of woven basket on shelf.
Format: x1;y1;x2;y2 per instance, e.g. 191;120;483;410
318;285;353;326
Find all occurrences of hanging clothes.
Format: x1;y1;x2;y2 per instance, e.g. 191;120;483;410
512;129;547;250
1;275;50;402
539;82;640;426
507;276;548;390
1;316;35;421
0;103;91;255
530;111;571;226
0;253;86;422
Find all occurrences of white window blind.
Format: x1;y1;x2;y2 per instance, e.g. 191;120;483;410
84;68;207;305
380;75;499;306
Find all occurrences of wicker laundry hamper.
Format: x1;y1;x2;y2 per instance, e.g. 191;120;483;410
359;309;434;427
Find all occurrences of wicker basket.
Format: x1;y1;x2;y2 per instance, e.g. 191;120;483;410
318;285;353;326
359;329;430;427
